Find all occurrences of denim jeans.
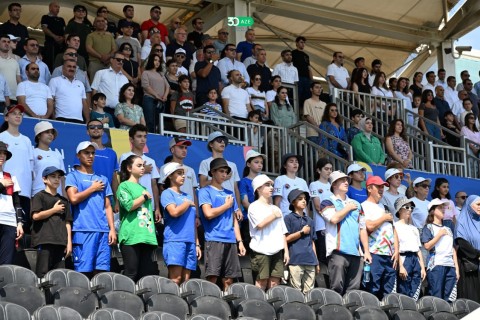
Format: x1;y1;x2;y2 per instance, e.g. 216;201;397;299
142;95;164;133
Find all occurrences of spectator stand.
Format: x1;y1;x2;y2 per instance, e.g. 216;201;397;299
333;88;480;178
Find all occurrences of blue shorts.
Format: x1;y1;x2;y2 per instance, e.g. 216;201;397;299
163;242;197;271
72;231;110;272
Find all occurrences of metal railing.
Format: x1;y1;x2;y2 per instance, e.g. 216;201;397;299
463;137;480;178
289;121;352;183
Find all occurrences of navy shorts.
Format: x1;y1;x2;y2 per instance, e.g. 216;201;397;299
72;231;110;272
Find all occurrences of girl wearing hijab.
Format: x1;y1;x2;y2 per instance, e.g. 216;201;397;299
455;195;480;303
351;117;385;165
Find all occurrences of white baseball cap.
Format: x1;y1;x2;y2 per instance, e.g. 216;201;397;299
245;149;266;162
385;168;402;181
160;162;185;183
413;177;432;186
76;141;98;154
428;198;450;211
7;34;20;41
347;163;365;175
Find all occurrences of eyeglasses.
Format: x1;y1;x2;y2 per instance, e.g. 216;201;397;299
402;206;414;210
213;137;227;144
456;195;468;200
113;58;124;63
88;125;104;130
418;184;430;189
65;52;78;57
175;54;186;58
206;50;215;54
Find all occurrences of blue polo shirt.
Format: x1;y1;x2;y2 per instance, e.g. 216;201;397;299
73;147;119;185
284;212;317;265
347;186;368;203
238;177;255;219
198;185;238;243
161;188;196;243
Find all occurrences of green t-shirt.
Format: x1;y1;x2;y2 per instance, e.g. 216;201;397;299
116;181;158;246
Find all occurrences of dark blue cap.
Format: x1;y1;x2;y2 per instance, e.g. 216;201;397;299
42;166;65;178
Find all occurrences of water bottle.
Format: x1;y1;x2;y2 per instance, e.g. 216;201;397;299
363;262;371;283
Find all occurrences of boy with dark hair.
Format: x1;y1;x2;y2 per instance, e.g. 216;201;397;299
119;124;161;222
346;109;363;143
285;188;318;293
66;141;116;276
31;166;72;277
90;92;114;128
346;163;367;203
198;158;246;290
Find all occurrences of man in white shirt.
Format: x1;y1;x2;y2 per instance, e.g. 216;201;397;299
368;59;382;87
272;49;299;85
16;62;54;118
221;69;251;120
423;71;437;92
217;43;249;86
91;51;129;127
118;124;161;221
48;59;89;123
451;90;469;122
437;68;448;89
444;76;459;107
327;52;350;94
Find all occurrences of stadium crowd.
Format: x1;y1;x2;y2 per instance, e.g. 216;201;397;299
0;0;479;308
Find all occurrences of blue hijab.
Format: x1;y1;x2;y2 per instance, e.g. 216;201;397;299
456;195;480;251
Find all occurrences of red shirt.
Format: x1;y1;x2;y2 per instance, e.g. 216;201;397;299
141;19;168;43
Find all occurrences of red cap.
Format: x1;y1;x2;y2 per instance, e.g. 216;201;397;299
366;175;389;187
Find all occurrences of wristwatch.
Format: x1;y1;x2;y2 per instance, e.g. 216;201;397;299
143;194;149;201
300;230;305;237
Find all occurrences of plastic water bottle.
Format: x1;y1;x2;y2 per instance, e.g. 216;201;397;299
363;262;371;283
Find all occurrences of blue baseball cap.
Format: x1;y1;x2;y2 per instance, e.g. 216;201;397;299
42;166;65;177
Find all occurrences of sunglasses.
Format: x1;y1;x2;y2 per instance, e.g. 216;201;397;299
456;195;468;200
65;52;78;57
113;58;124;63
175;54;186;58
213;137;227;144
155;49;164;52
206;50;216;54
418;184;430;189
392;174;403;180
402;206;415;210
88;125;104;130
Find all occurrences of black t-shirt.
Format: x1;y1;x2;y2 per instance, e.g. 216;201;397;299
31;191;73;247
292;49;310;78
187;31;203;49
41;15;66;44
195;61;221;94
0;21;29;56
166;41;195;68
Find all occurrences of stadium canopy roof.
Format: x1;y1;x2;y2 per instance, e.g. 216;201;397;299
1;0;479;78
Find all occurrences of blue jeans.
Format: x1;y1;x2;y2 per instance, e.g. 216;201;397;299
426;122;441;140
142;95;164;133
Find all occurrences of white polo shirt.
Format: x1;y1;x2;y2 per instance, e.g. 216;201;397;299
16;80;52;116
221;84;250;118
49;75;86;121
272;62;299;84
326;63;349;93
90;67;129;109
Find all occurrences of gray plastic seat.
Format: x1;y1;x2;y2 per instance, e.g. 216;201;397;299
452;298;480;319
33;305;83;320
417;296;455;320
53;286;99;318
146;291;190;320
140;311;181;320
0;301;31;320
0;265;38;288
136;275;180;302
91;272;136;297
0;283;45;314
42;269;92;303
99;290;145;319
88;308;136;320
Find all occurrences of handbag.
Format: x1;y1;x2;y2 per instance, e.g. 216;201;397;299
461;257;479;272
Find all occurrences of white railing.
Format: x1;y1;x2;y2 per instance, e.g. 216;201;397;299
428;142;467;177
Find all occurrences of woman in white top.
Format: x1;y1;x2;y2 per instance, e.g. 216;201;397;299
32;121;65;197
266;75;284;110
371;72;396;121
460;113;480;156
395;77;414;126
0;105;33;230
247;73;269;122
248;174;289;290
